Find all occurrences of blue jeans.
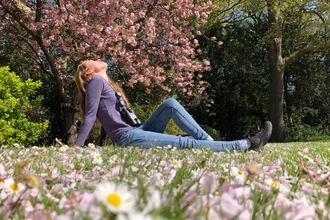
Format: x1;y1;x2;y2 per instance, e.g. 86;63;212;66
116;98;242;151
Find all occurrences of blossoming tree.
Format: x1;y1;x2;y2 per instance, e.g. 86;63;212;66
0;0;212;144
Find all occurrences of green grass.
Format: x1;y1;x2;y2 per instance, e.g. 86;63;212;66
0;141;330;219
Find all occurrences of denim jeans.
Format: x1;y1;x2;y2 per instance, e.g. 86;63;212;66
116;98;242;151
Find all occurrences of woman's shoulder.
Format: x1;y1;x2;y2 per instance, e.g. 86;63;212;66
88;75;108;85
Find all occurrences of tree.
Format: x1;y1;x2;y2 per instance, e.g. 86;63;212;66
0;0;213;144
266;0;330;141
209;0;330;141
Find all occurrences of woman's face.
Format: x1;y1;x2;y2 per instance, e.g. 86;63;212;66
86;59;108;75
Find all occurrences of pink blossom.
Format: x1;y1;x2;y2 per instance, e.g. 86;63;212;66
300;162;317;179
199;172;218;194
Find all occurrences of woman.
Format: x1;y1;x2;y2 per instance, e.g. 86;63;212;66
73;59;272;151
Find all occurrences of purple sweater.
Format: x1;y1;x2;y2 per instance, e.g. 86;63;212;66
75;75;133;146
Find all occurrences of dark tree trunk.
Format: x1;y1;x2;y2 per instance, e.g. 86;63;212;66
267;0;285;142
64;110;78;145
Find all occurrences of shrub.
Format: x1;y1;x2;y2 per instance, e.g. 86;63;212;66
0;66;48;146
284;124;328;142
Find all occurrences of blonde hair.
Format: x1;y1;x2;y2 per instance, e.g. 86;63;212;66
74;60;130;117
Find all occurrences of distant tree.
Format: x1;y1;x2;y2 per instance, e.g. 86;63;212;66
206;0;330;141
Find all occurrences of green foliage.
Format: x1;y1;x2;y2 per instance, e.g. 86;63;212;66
0;66;48;146
284;125;329;142
189;19;270;140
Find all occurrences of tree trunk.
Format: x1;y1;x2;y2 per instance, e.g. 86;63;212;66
64;110;78;145
267;0;285;142
269;54;285;142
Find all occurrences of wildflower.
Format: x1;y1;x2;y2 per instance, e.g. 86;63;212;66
59;145;69;152
230;167;246;184
267;179;280;189
265;179;290;195
88;143;96;148
246;162;261;176
3;177;26;196
27;174;39;187
192;149;202;155
300;162;317;179
91;151;103;165
172;159;182;169
94;182;135;213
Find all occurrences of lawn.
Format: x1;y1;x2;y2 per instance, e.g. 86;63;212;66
0;141;330;220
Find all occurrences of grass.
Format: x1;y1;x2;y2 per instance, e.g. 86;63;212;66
0;141;330;219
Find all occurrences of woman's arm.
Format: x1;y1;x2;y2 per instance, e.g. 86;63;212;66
74;76;103;146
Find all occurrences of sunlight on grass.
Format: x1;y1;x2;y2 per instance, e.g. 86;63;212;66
0;142;330;219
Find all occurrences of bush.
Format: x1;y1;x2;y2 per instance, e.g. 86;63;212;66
0;66;48;146
284;124;328;142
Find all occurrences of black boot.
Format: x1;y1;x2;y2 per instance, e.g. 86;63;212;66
248;121;272;151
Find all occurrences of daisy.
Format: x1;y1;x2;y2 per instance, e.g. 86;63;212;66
94;181;135;214
88;143;96;148
28;174;39;187
3;177;26;196
230;167;247;184
265;179;290;195
59;145;69;152
91;151;103;165
172;159;182;169
192;149;203;155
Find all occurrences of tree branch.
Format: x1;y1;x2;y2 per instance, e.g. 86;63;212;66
284;43;330;68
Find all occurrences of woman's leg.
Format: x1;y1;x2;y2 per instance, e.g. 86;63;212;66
116;121;272;152
142;98;213;140
116;127;241;151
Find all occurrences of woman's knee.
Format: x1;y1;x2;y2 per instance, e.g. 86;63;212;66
163;98;178;107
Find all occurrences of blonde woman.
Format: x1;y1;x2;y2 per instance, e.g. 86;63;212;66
73;59;272;151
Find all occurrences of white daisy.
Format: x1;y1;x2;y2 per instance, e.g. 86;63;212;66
265;179;290;195
230;167;247;184
94;182;136;214
192;149;203;155
3;177;26;196
172;159;182;169
59;145;69;152
91;151;103;165
88;143;96;148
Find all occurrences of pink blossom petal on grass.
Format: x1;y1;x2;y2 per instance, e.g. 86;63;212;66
274;193;292;212
263;157;283;172
0;163;7;178
220;183;244;193
200;172;218;194
291;205;316;220
220;192;249;219
219;183;253;201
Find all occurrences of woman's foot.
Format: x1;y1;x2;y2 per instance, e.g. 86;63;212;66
248;121;273;151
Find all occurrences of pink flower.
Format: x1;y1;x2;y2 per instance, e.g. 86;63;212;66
300;162;317;180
